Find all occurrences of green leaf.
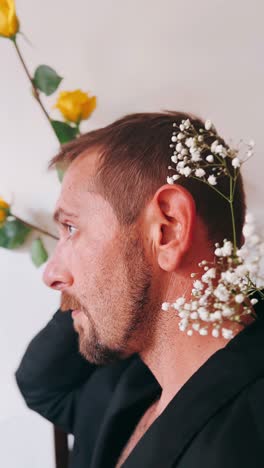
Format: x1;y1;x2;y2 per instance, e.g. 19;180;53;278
31;238;48;267
33;65;63;96
0;219;31;249
51;120;79;144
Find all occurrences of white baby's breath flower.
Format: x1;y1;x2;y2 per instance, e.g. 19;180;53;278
183;119;191;129
177;161;185;169
222;241;233;257
172;174;181;180
199;328;208;336
222;307;234;317
171;155;177;163
190;312;198;319
176;143;183;152
210;311;222;321
212;328;220;338
214;284;230;301
177;132;185;140
199;309;209;321
211;140;219;153
222;328;234;340
182;166;192;177
205;120;212;130
221;270;236;283
173;297;186;310
232;157;241;168
205;268;216;279
193;280;204;291
179;318;189;331
186;137;194;148
161;302;170;311
214;247;223;257
235;264;249;276
181;148;188;156
251;298;258;305
167;176;174;185
171;136;177;142
206;155;214;163
219;147;227;158
215;144;224;155
187;329;193;336
195;168;206;178
235;294;244;304
199;296;208;306
191;151;201;162
179;310;190;319
208;175;217;185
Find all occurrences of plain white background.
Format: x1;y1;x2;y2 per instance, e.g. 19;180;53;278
0;1;263;466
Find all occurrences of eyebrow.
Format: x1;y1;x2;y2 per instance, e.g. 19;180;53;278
53;208;79;224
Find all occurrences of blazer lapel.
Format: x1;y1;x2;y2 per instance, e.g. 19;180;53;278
123;316;264;467
90;357;161;468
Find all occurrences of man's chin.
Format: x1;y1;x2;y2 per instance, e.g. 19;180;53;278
78;333;131;366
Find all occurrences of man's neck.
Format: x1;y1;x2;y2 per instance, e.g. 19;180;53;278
139;315;243;416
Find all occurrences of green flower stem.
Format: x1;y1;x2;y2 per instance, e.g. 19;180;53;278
232;173;238;199
76;121;81;134
192;176;230;202
11;213;58;241
229;177;237;253
12;37;60;142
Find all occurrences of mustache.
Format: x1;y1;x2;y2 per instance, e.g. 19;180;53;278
60;292;82;312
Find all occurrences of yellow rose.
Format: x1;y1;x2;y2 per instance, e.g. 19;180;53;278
54;90;97;123
0;0;19;38
0;197;10;223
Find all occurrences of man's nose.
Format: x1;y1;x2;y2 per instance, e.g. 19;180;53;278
42;258;73;291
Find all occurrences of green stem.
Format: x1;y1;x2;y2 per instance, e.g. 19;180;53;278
12;213;58;240
229;177;237;253
192;176;230;202
12;37;60;142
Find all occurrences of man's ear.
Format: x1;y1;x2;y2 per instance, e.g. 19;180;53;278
150;184;196;272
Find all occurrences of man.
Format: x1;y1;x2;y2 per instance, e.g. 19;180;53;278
15;111;264;467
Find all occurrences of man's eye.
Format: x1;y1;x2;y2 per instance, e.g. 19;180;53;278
63;224;77;236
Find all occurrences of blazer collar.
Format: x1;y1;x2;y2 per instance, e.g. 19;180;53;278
123;315;264;467
90;356;161;468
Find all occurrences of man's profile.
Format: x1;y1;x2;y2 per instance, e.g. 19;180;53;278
15;111;264;468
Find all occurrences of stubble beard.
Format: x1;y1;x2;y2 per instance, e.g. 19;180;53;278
60;230;158;366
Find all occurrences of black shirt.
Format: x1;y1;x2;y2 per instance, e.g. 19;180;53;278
15;306;264;467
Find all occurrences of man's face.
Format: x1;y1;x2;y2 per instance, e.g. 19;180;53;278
43;151;160;365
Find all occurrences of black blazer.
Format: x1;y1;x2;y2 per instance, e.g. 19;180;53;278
15;306;264;467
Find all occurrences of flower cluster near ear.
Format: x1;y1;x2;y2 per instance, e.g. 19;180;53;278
167;119;254;187
162;118;264;339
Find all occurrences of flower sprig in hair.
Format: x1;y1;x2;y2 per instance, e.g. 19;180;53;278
163;118;264;339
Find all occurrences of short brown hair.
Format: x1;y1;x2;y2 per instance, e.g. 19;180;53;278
49;111;246;247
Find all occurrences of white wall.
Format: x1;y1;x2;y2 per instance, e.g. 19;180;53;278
0;1;263;467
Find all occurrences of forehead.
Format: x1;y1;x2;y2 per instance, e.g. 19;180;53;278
55;151;100;212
